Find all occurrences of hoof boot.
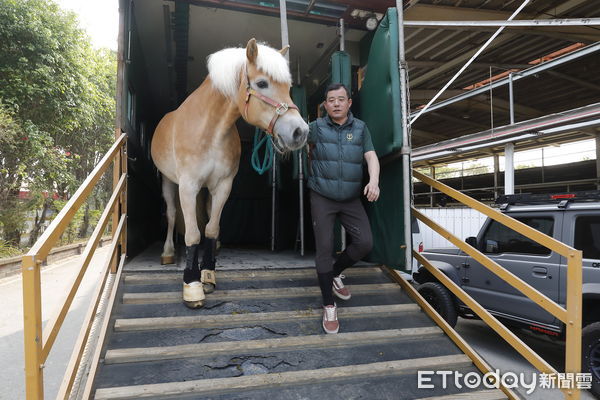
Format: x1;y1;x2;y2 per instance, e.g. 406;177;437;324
183;281;205;308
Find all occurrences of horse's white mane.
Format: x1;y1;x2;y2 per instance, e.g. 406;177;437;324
207;43;292;99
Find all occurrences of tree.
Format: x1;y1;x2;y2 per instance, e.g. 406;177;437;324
0;0;116;250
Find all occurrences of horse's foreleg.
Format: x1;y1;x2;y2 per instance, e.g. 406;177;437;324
179;179;204;308
161;175;177;265
205;193;221;257
201;175;234;292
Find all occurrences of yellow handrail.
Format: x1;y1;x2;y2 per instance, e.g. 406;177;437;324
412;170;582;400
413;170;574;256
41;174;126;361
22;133;127;400
56;217;126;400
413;208;567;322
27;133;126;260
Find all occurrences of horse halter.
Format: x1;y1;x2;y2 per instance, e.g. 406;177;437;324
243;68;299;137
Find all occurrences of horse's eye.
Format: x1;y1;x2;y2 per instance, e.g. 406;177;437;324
256;80;269;89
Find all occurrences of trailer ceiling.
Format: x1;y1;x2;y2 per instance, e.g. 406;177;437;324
133;0;371;114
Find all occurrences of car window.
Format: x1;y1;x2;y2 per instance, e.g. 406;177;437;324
411;217;420;234
481;217;553;255
574;216;600;260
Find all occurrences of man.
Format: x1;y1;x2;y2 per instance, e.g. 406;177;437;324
307;83;380;334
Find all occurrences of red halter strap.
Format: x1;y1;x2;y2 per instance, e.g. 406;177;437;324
244;69;299;136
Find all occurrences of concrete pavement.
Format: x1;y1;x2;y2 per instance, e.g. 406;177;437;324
0;247;109;400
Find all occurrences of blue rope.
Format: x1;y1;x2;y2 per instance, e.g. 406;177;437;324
251;127;274;175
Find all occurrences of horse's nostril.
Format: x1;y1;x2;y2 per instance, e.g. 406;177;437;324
293;127;306;142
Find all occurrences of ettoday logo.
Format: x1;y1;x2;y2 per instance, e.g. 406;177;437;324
417;370;592;394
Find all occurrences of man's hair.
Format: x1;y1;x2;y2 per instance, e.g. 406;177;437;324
325;83;350;98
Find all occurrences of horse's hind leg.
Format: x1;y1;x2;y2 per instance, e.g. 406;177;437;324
201;175;234;293
179;178;205;308
160;175;177;265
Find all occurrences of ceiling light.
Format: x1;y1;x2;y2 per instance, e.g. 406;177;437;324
366;16;378;30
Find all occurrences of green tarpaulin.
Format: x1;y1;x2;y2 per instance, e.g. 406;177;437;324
358;8;408;270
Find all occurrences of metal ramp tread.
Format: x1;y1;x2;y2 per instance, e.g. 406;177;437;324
94;355;472;400
91;248;508;399
122;283;401;304
122;266;384;284
104;327;444;364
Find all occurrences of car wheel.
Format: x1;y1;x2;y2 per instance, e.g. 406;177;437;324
583;322;600;397
417;281;458;328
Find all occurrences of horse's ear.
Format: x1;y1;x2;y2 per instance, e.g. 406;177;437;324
246;38;258;64
279;45;290;57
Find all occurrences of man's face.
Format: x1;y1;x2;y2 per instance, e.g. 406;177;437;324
324;87;352;122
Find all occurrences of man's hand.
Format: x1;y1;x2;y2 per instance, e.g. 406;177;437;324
364;181;380;202
363;151;380;202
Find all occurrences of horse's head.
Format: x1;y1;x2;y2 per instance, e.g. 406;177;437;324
237;39;308;153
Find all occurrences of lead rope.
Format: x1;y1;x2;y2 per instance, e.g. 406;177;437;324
251;127;274;175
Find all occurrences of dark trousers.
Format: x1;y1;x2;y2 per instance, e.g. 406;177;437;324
310;190;373;274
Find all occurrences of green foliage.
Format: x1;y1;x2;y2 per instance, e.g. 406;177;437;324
0;0;116;252
0;239;21;258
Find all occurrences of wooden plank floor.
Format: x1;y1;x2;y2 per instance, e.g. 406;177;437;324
90;245;508;399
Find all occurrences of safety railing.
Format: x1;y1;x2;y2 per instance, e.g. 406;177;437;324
22;131;127;400
411;169;582;400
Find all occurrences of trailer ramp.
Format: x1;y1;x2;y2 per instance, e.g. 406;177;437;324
88;246;507;399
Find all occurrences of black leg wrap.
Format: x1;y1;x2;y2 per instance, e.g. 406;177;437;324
183;244;200;283
201;238;217;271
318;271;335;306
333;251;356;276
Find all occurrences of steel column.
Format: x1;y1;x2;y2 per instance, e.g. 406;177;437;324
596;134;600;189
505;143;515;195
272;0;290;251
279;0;289;61
509;72;515;125
339;18;345;51
397;1;413;270
493;154;499;199
298;151;305;256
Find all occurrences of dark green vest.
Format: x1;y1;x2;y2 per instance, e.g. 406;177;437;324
308;114;366;201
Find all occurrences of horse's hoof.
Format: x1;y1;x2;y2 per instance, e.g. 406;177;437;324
183;281;205;308
161;255;175;265
201;270;216;294
184;299;204;309
203;283;216;294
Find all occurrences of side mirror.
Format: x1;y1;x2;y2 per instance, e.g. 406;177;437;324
485;239;499;253
465;237;478;248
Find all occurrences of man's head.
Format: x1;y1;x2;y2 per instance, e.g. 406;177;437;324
324;83;352;124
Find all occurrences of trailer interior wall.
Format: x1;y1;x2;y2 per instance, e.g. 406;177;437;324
121;0;379;256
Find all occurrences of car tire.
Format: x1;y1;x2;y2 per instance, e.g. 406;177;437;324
582;322;600;397
417;281;458;328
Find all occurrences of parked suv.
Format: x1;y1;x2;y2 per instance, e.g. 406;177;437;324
413;192;600;396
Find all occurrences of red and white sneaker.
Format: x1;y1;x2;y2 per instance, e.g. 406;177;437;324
322;304;339;334
332;274;351;300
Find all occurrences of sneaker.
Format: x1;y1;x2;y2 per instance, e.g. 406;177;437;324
332;274;351;300
322;304;339;334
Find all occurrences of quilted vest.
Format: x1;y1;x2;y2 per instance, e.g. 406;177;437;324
308;113;366;202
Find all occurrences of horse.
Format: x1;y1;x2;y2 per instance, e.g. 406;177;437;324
151;39;309;308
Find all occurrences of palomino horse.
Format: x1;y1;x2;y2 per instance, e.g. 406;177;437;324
151;39;308;308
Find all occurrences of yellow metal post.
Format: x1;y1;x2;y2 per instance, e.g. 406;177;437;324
564;250;583;399
22;255;44;399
